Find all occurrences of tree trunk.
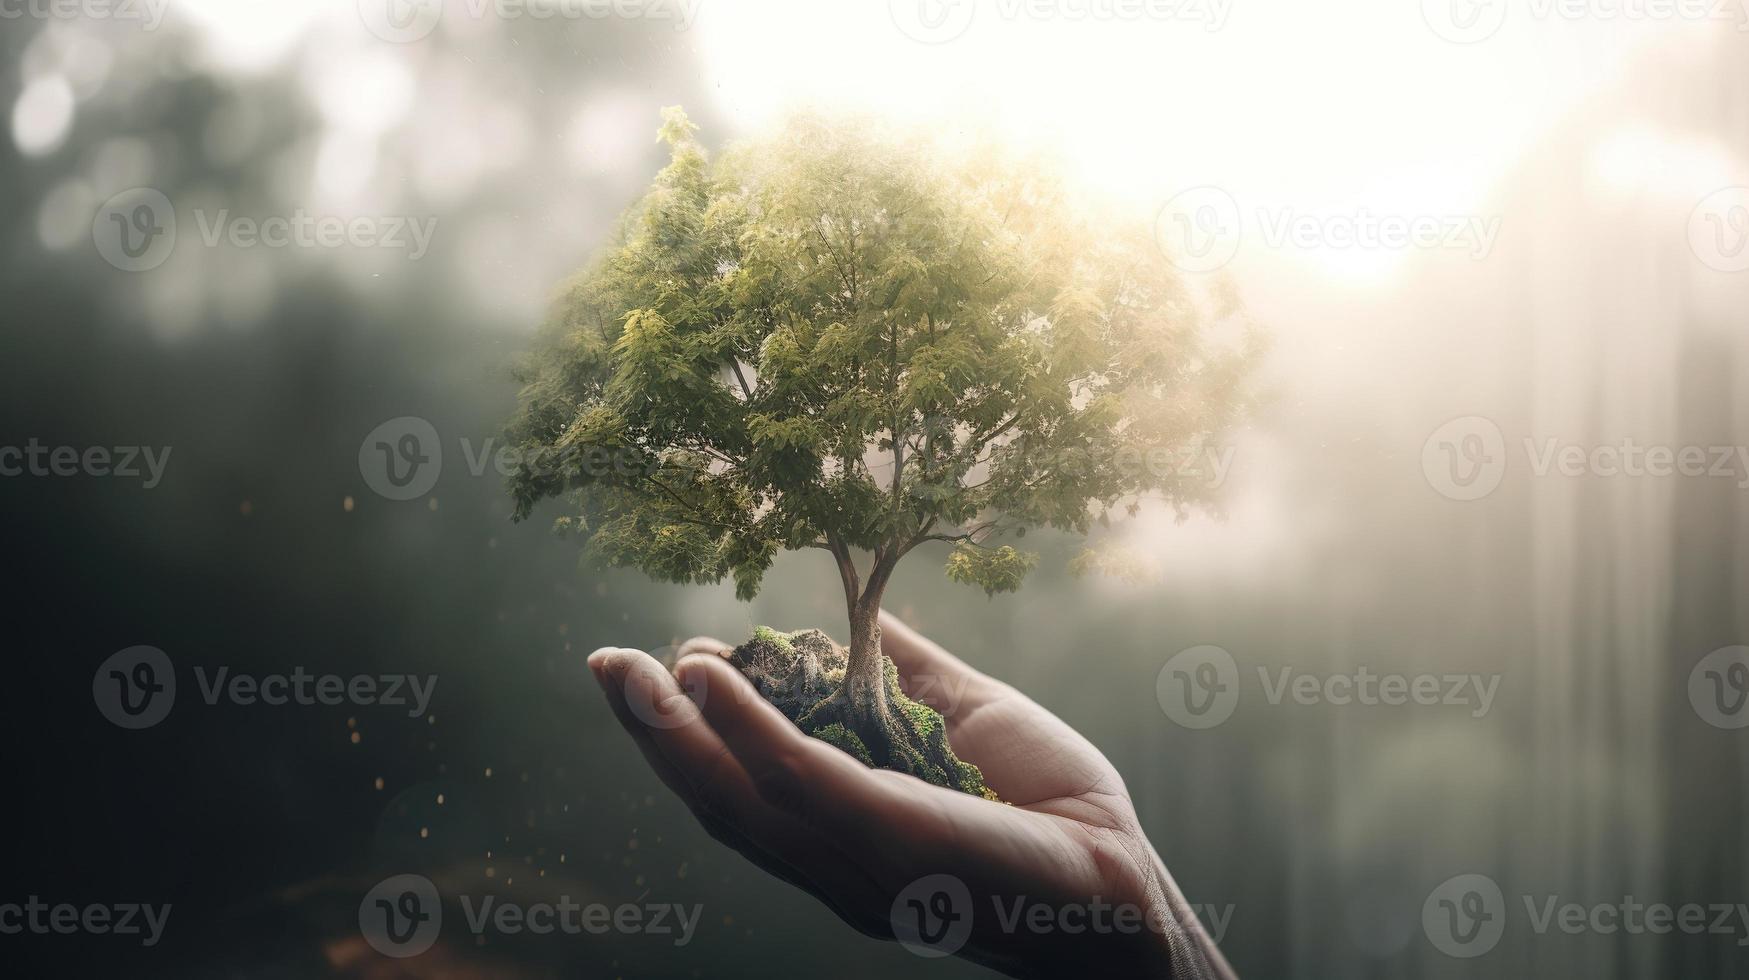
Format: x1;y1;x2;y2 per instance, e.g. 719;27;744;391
842;591;887;715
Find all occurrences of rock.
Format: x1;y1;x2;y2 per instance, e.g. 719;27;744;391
727;626;998;799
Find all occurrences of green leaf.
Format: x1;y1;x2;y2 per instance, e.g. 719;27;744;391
944;544;1039;597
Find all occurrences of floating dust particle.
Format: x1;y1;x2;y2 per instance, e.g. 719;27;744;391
419;827;428;839
239;500;252;516
436;794;445;805
635;875;645;887
539;870;545;877
428;715;437;725
342;496;354;512
485;867;495;878
506;878;513;886
484;768;493;778
559;854;566;864
628;839;638;851
373;777;384;791
558;623;569;636
427;498;438;511
676;863;687;879
722;915;734;927
350;732;361;745
347;718;357;730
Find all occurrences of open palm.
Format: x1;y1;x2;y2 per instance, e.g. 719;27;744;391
588;612;1233;979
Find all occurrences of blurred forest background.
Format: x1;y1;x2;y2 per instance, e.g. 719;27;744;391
1;2;1746;977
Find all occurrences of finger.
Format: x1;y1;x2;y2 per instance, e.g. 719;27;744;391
672;653;1081;901
676;635;731;659
587;647;890;927
587;647;704;806
587;647;759;829
877;611;999;715
587;648;839;893
672;654;944;865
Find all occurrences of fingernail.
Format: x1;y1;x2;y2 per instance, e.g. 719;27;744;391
587;647;634;687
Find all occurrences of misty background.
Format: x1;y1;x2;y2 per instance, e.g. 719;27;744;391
2;2;1746;977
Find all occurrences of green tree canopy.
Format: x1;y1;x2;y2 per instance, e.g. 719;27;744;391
507;106;1258;627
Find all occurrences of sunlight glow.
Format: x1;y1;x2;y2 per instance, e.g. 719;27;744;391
695;0;1678;284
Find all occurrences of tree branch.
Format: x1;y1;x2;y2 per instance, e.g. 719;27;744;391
728;360;754;400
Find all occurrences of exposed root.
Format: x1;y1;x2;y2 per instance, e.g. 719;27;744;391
728;626;998;800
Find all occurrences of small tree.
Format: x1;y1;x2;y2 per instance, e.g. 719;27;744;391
508;107;1256;787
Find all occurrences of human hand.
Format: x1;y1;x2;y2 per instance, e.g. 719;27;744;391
587;612;1235;979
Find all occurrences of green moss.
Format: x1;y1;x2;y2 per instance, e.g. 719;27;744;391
729;627;999;801
751;625;794;653
812;723;874;767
